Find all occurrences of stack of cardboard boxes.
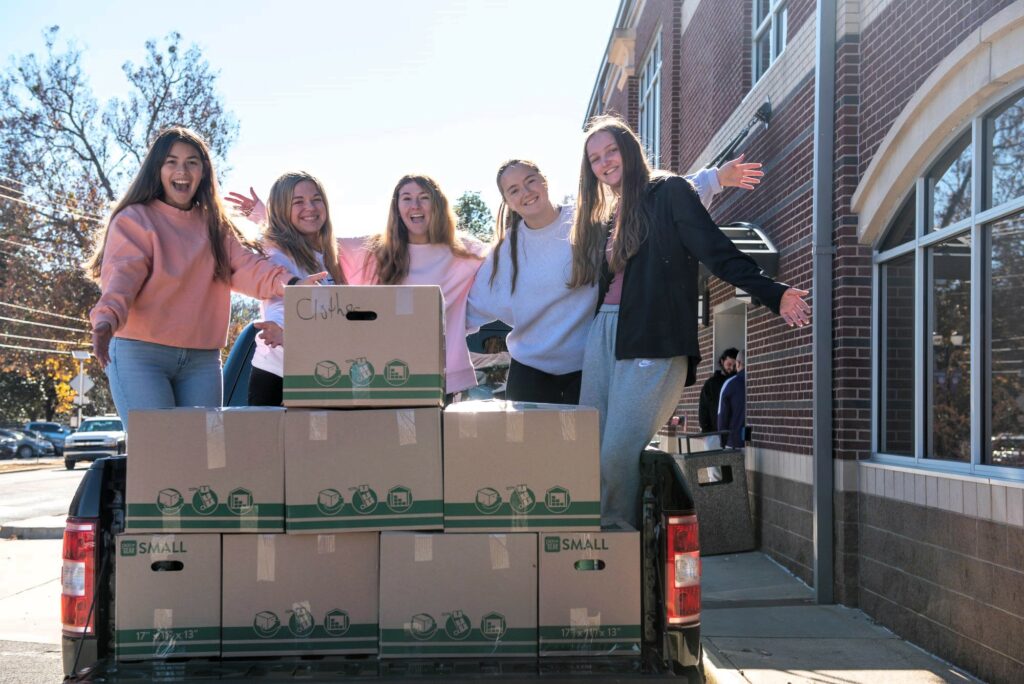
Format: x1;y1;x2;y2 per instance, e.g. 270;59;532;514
115;285;639;663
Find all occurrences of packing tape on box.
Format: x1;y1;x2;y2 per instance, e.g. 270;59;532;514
239;505;258;531
395;287;414;316
153;608;174;630
560;410;577;441
397;409;417;446
206;410;226;470
317;534;336;554
505;411;524;443
458;413;477;439
150;535;175;561
257;534;276;582
414;534;433;562
311;287;331;316
489;534;510;570
569;607;601;630
309;412;328;441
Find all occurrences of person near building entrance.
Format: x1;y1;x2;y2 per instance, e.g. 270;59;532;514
718;350;746;448
572;115;810;528
698;347;739;433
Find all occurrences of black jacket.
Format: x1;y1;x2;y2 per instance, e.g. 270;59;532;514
698;370;730;432
599;175;788;386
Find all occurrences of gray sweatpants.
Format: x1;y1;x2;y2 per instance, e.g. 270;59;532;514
580;305;689;528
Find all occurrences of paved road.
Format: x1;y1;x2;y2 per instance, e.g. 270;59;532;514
0;640;62;683
0;466;85;525
0;538;63;682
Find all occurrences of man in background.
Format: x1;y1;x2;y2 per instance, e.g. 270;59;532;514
718;350;746;448
698;347;739;433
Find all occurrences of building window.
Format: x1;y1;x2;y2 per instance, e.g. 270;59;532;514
638;31;661;168
753;0;787;82
875;88;1024;473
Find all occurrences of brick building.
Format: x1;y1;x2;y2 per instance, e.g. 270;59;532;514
585;1;1024;681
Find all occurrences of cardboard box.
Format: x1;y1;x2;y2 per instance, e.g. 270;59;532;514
443;401;600;532
285;408;443;532
115;534;220;660
125;408;284;533
379;532;537;658
283;285;444;408
222;533;379;656
538;530;641;656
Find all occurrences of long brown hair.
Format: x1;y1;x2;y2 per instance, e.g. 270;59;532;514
489;159;545;294
568;115;652;288
262;171;345;285
367;174;480;285
87;126;243;283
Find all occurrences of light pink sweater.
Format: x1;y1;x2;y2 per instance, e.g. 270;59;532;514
90;200;291;350
338;236;487;394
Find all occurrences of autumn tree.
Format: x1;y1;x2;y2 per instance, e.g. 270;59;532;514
0;27;239;423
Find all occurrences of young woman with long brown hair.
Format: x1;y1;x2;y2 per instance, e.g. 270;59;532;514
572;115;810;527
88;127;325;426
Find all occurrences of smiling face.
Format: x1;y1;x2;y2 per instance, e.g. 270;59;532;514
159;141;204;210
499;164;553;223
586;130;623;191
397;181;432;244
289;179;326;242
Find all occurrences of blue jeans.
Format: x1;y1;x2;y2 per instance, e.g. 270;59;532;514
106;337;222;430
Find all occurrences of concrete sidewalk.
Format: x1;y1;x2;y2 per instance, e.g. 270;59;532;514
701;553;983;684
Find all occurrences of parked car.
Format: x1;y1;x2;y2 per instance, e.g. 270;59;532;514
0;428;55;459
23;429;57;456
62;416;125;470
25;421;73;456
0;435;16;459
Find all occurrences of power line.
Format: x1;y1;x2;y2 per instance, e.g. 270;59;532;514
0;236;72;258
0;332;89;346
0;181;107;221
0;315;90;333
0;301;89;323
0;191;104;223
0;341;79;355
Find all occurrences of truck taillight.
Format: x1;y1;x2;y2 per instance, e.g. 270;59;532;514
62;519;97;635
665;514;701;625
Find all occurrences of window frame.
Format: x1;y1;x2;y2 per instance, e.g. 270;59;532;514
752;0;787;84
638;29;662;168
872;87;1024;481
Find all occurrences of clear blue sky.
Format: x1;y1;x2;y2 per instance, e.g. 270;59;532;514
1;0;620;236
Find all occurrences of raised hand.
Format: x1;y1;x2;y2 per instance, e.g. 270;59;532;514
254;321;284;348
718;154;764;190
298;271;330;286
225;187;266;223
779;288;811;328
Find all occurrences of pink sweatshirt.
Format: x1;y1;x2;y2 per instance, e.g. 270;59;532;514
339;236;487;394
89;200;291;350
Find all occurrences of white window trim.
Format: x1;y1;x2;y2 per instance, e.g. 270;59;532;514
752;0;787;84
638;30;662;168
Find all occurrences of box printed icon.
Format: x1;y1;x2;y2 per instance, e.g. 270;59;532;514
387;486;413;513
444;610;472;640
475;487;502;514
228;487;254;515
508;484;536;514
347;357;375;387
253;610;281;638
317;488;344;515
156;488;184;514
480;612;508;640
545;486;571;513
314;360;342;387
383;359;410;386
323;609;350;636
409;613;437;640
191;485;218;515
288;602;316;637
349;484;378;514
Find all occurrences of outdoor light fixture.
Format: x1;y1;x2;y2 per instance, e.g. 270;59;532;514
707;97;772;169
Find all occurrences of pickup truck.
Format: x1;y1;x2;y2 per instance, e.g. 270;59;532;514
60;324;705;682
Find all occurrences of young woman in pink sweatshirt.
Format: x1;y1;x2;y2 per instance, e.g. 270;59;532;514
234;174;487;399
87;127;324;426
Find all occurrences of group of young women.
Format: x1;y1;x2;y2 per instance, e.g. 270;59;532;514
88;119;809;527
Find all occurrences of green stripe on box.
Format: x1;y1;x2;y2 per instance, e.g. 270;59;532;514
287;517;442;531
126;503;284;517
381;643;537;656
283;389;442;400
117;627;219;644
443;518;600;530
287;500;441;518
539;642;640;654
444;502;600;516
117;626;219;656
221;624;376;641
379;627;536;652
284;374;442;389
221;641;377;654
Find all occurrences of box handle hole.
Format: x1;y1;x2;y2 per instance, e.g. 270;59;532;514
150;560;184;572
574;559;606;571
346;310;378;321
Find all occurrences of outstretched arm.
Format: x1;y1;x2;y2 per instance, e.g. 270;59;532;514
225;187;267;224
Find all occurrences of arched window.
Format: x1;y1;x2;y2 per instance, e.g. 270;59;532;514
875;88;1024;474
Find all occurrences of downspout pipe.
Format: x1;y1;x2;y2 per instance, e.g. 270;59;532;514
811;0;836;604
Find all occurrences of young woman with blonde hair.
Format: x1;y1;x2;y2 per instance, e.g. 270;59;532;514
572;115;810;527
467;154;763;405
88;127;324;425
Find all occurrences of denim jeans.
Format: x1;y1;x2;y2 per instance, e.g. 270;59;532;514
106;337;222;430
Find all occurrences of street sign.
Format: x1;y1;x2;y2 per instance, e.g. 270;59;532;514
72;373;94;395
73;395;91;406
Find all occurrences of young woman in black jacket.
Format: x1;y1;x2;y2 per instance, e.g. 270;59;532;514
570;115;810;527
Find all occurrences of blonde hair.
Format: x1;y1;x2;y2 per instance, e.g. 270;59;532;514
261;171;345;285
87;126;244;283
367;174;480;284
568;115;652;288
